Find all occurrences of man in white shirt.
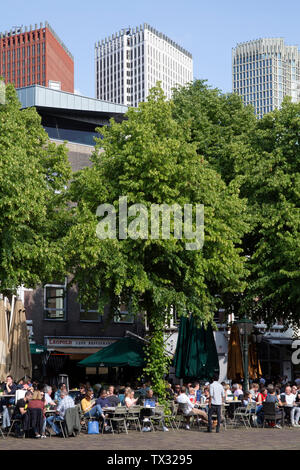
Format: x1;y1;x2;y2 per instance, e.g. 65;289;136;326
207;374;225;433
176;386;208;430
43;385;56;406
280;385;298;425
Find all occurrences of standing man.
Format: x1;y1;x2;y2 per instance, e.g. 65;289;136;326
207;374;225;433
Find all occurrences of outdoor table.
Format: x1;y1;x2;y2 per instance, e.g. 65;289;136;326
226;400;242;418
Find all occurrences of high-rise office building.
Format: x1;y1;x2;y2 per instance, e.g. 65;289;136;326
232;38;300;118
95;23;193;107
0;22;74;93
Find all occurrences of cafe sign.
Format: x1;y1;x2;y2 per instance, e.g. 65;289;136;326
45;336;118;349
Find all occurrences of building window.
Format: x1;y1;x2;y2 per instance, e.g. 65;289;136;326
44;284;66;320
114;303;134;324
80;302;103;323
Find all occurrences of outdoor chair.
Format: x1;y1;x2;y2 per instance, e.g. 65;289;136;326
0;413;5;439
262;402;284;428
166;403;180;431
176;402;191;429
107;406;128;435
232;406;249;428
7;416;24;437
64;406;81;437
126;405;142;432
52;416;68;438
149;405;168;432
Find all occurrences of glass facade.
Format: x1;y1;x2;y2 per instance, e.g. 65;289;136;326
232;39;300;118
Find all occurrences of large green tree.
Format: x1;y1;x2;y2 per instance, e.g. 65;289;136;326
236;98;300;326
64;86;248;398
0;82;71;291
172;82;300;327
172;80;256;184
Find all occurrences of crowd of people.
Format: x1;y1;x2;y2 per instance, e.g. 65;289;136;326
1;374;300;438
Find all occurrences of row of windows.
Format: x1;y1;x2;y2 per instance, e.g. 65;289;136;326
44;284;134;323
0;30;45;47
234;52;282;64
1;43;45;61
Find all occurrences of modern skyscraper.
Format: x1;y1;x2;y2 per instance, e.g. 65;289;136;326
232;38;300;118
0;22;74;93
95;23;193;107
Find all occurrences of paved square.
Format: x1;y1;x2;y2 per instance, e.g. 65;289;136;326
1;427;300;450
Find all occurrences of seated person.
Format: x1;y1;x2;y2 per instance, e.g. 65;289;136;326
27;390;47;438
232;384;244;399
124;388;139;408
280;385;297;424
46;390;75;436
43;386;56;407
173;384;181;399
188;387;198;405
3;375;17;404
117;387;126;405
54;383;67;404
176;386;208;430
12;390;33;436
200;387;210;405
81;389;107;422
242;391;255;407
106;386;120;407
96;388;111;408
144;389;157;408
264;384;284;428
141;389;169;432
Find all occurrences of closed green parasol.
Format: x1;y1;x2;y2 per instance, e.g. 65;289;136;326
174;316;219;380
174;316;190;378
77;337;145;368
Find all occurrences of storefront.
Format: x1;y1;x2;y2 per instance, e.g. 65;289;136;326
43;336;121;386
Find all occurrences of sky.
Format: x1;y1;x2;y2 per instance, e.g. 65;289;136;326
1;0;300;97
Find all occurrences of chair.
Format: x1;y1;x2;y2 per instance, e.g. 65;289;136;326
126;405;142;432
107;406;128;435
262;402;284;428
166;403;180;431
7;416;24;437
53;416;68;438
176;402;192;429
149;405;168;432
65;406;81;437
0;413;5;439
232;406;249;428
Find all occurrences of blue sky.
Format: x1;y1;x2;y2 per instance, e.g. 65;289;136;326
1;0;300;97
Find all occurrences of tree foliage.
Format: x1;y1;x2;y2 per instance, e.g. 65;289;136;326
236;98;300;326
65;86;248;397
0;83;71;291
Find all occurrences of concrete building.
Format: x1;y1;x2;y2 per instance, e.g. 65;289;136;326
0;22;74;93
232;38;300;118
17;85;127;171
95;23;193;107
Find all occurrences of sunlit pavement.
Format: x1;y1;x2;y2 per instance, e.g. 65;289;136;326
1;427;300;450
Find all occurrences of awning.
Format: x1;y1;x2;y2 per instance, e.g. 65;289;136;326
77;337;145;368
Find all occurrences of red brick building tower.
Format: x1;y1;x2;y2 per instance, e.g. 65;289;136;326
0;22;74;92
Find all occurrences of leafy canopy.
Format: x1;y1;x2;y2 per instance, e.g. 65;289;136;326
0;83;71;291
